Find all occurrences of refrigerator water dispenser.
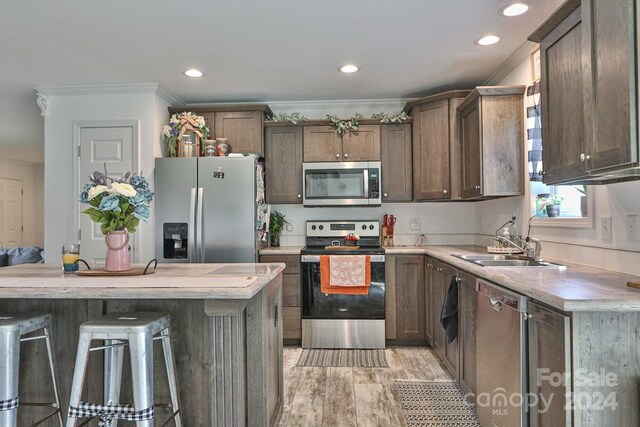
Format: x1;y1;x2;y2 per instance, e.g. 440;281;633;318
163;223;188;259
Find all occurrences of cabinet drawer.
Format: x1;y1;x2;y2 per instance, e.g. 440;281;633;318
283;307;301;339
283;274;301;307
260;254;301;275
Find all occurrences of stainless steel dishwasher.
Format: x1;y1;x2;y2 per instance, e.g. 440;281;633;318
476;279;528;427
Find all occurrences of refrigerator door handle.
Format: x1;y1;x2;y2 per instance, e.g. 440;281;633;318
188;188;196;263
197;187;204;263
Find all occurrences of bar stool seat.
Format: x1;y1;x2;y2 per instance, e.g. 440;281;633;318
0;313;64;426
66;311;182;427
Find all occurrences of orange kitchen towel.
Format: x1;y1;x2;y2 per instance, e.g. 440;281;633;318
320;255;371;295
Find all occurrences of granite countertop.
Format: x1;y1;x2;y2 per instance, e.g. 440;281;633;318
0;263;286;300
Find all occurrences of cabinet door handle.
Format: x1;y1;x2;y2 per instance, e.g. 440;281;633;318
580;153;591;161
443;189;448;194
383;193;388;197
297;194;301;198
475;185;481;190
336;153;340;158
344;153;349;158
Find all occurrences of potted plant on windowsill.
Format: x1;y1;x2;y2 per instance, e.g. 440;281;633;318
538;195;564;218
269;210;289;247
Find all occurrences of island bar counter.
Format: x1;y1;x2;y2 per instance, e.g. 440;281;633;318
0;263;285;426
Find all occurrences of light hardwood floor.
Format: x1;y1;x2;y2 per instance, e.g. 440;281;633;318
279;346;452;427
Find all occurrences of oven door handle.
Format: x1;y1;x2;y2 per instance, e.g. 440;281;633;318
301;255;385;263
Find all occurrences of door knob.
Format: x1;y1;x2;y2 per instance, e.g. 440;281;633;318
344;153;349;158
336;153;340;158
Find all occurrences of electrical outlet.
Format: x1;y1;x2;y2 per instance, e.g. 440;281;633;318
626;215;638;243
285;224;293;232
601;215;613;242
410;218;421;231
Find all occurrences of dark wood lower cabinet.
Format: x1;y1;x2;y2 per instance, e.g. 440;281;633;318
458;270;477;399
260;254;301;343
386;255;425;343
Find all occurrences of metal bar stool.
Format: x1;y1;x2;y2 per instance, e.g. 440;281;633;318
66;312;182;427
0;313;64;426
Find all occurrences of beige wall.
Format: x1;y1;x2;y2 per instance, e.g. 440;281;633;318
0;158;44;248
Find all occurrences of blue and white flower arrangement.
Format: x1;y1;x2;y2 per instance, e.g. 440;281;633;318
79;166;154;235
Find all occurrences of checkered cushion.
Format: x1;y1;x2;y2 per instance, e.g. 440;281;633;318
0;396;19;411
68;401;154;427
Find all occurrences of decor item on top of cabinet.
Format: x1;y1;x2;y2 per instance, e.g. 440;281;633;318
327;113;362;135
216;138;230;156
269;210;289;247
79;166;154;271
162;111;210;157
265;112;307;124
371;111;410;124
203;139;217;157
537;195;563;218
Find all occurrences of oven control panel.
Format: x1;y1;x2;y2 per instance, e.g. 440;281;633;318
306;220;380;238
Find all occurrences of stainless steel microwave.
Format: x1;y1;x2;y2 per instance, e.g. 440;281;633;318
302;161;381;206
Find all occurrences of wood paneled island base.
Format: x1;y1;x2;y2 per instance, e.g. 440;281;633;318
0;264;285;427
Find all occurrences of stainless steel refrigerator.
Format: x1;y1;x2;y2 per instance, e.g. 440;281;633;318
154;156;265;263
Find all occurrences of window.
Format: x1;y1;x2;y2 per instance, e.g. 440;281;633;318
530;183;595;228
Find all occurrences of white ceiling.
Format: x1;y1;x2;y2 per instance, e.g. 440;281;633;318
1;0;563;164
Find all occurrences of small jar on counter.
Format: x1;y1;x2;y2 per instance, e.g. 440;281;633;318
216;138;230;156
203;139;217;157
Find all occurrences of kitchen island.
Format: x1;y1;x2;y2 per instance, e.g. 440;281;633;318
0;263;285;427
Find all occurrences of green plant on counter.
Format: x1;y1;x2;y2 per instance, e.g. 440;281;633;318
371;111;410;123
269;210;289;239
327;113;363;135
537;195;564;211
265;112;307;124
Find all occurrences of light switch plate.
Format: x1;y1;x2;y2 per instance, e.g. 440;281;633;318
410;218;421;231
601;215;613;242
285;224;293;232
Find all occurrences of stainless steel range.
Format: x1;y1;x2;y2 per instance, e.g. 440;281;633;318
301;220;385;349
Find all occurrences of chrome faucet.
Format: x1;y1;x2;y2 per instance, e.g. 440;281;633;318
495;235;543;261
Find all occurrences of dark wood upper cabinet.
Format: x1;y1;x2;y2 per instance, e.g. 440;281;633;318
530;0;640;184
168;104;271;156
406;91;470;201
380;124;412;202
265;126;303;204
458;86;525;199
538;5;588;183
303;125;380;162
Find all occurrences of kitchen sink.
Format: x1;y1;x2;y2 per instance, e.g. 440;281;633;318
452;254;566;269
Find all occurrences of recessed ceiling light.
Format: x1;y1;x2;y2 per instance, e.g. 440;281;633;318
500;3;529;17
339;64;359;73
184;69;204;78
475;35;501;46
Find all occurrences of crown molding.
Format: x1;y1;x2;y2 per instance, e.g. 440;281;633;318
34;82;177;99
482;41;537;85
156;86;185;106
265;98;415;110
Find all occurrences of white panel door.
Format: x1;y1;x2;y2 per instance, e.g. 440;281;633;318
79;126;135;263
0;178;23;247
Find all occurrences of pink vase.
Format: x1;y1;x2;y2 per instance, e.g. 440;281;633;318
105;231;130;272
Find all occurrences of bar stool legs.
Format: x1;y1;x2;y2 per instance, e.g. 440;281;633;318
0;313;64;427
66;312;182;427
